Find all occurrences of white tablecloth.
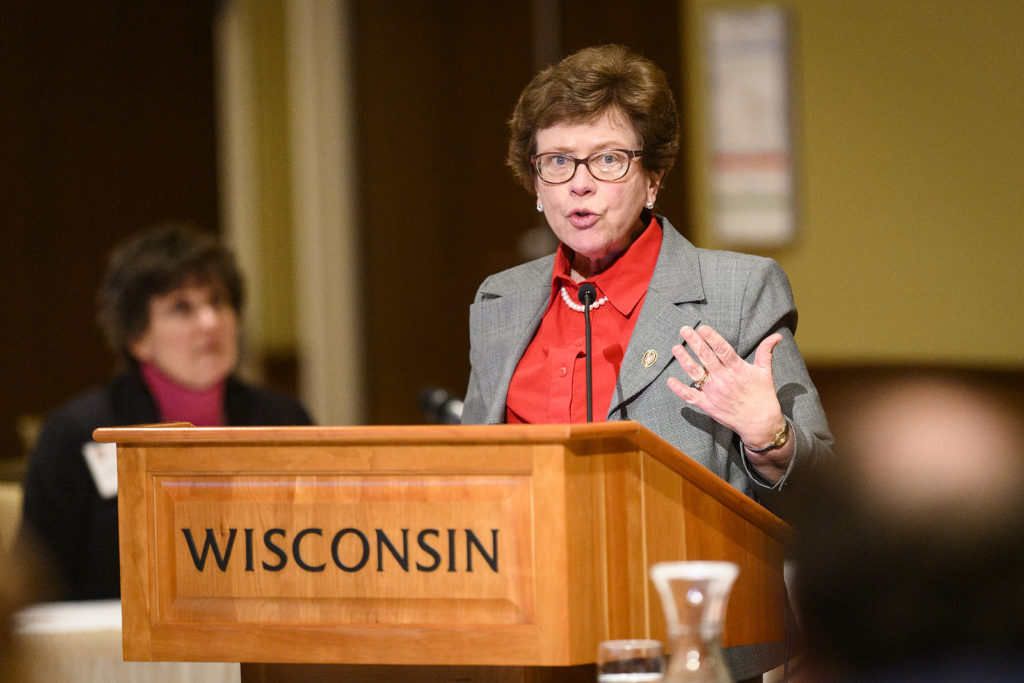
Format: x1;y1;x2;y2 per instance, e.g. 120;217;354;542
12;600;240;683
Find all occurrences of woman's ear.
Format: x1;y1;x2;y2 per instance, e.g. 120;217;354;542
127;333;152;363
647;171;665;203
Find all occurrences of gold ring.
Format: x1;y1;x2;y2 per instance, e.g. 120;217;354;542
693;367;710;390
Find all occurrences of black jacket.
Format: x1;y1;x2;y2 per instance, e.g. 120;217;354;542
19;368;313;600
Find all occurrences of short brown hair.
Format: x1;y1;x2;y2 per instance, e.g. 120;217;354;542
97;222;244;362
507;44;680;192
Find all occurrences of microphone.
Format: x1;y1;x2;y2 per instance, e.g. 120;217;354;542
578;283;597;306
578;284;597;423
418;387;464;424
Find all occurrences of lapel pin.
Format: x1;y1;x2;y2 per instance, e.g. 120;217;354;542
641;349;658;368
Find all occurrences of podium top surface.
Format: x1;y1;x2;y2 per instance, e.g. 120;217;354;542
95;421;789;541
96;421;656;445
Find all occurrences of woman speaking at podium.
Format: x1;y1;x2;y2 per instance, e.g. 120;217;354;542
461;45;832;515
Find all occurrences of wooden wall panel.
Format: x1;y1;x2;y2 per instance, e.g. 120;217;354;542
352;0;687;425
0;1;219;466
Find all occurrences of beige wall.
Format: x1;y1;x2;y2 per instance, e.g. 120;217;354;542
683;0;1024;368
219;0;1023;420
217;0;298;358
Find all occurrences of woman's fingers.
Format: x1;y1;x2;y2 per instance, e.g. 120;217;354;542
667;375;701;405
754;333;782;370
678;326;720;391
671;340;705;383
675;325;775;394
696;325;742;367
669;324;785;442
679;324;740;373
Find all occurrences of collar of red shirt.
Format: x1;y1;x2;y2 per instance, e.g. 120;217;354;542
550;213;663;316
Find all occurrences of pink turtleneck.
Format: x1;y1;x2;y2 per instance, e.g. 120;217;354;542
140;362;227;427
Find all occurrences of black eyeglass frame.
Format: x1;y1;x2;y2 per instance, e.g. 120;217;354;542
529;148;644;184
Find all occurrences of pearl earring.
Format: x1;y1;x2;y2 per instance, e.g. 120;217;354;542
645;201;655;210
536;202;543;212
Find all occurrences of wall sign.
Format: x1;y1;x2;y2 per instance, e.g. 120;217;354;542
706;6;796;247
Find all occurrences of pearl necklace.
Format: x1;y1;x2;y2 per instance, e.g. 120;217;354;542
560;286;609;312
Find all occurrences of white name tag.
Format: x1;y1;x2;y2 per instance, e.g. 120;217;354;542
82;441;118;499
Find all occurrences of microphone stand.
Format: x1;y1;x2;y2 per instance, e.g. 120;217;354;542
578;284;597;423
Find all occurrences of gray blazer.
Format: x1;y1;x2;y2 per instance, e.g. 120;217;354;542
462;217;832;514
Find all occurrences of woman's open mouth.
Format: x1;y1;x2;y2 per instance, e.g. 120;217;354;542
568;210;598;229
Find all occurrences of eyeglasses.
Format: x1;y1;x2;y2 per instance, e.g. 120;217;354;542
530;148;643;184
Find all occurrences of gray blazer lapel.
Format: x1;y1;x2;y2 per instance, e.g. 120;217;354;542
469;257;553;423
609;220;706;417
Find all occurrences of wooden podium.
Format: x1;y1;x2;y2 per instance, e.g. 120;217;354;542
94;422;790;682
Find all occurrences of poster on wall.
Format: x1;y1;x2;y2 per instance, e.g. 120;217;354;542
706;6;796;247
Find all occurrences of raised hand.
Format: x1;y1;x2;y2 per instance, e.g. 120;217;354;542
667;325;792;480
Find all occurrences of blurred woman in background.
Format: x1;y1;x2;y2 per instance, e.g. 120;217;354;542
19;223;312;600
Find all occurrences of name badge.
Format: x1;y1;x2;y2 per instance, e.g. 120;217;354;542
83;441;118;499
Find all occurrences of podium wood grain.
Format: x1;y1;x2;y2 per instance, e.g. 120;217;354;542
95;422;789;676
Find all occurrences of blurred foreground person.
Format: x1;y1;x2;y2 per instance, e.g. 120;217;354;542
791;370;1024;681
19;224;313;600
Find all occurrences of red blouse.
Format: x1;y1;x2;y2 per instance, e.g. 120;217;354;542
506;217;662;423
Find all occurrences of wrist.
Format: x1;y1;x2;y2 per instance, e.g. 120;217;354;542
744;418;790;454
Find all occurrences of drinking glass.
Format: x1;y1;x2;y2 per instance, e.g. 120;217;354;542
597;638;665;682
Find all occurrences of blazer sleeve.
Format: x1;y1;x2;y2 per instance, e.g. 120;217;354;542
461;277;500;425
735;258;834;513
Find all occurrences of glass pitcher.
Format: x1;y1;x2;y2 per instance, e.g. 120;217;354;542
649;561;739;683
